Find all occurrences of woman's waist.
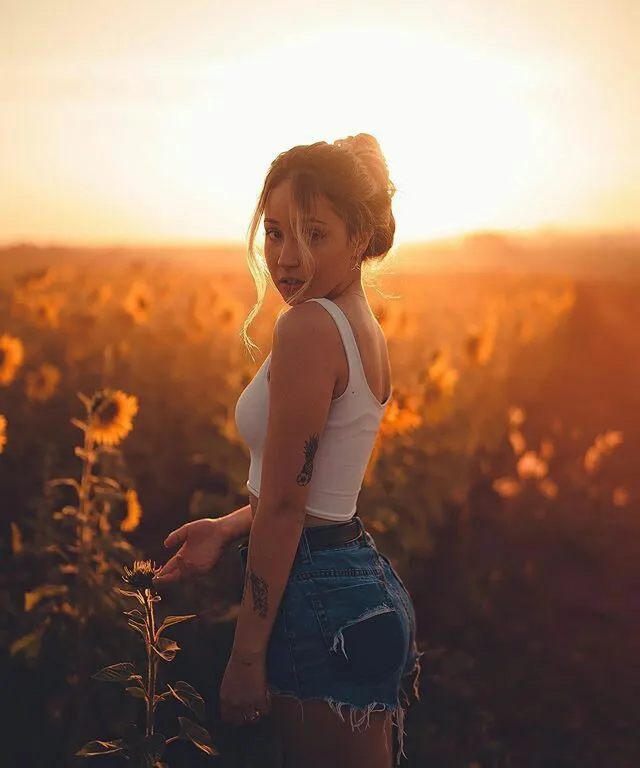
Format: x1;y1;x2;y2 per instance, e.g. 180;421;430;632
248;489;358;527
237;516;380;569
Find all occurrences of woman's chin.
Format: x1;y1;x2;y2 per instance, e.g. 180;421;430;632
279;285;305;303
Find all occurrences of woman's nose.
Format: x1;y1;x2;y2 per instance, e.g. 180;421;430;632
277;242;300;267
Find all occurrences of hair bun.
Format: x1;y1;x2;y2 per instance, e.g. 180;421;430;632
336;133;383;164
335;133;395;200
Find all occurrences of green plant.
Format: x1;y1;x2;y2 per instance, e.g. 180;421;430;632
76;560;217;766
8;389;143;665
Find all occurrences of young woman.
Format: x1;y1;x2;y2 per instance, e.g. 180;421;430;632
154;134;422;768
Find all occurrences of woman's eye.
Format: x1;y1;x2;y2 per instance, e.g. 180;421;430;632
264;229;324;242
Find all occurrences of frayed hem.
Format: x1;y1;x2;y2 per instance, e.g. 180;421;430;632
268;684;417;766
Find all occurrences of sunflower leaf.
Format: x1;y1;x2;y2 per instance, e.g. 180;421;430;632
92;662;137;682
71;416;88;431
75;739;124;756
116;587;145;604
152;637;180;661
47;477;80;493
126;685;147;700
177;717;217;755
128;619;148;639
153;691;172;710
154;614;197;641
24;584;68;611
167;681;205;721
9;630;42;659
10;522;22;554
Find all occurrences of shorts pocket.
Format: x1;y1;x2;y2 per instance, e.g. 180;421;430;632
310;579;407;685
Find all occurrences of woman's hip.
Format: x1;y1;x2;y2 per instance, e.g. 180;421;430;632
237;518;419;696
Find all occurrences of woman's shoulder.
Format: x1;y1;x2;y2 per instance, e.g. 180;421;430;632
272;299;341;347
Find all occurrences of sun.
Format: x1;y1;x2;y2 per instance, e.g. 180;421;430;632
190;24;557;244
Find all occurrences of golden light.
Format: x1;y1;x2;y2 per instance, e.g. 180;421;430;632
132;25;566;244
2;22;610;245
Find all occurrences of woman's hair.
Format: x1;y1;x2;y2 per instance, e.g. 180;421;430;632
241;133;398;357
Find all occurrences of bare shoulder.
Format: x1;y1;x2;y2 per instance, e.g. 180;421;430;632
272;300;339;357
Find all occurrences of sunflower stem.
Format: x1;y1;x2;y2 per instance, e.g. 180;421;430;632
76;426;96;682
144;590;158;737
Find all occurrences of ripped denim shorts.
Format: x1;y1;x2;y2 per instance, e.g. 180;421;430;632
238;516;423;765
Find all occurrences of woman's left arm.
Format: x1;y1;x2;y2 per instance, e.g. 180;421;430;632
230;503;305;663
230;301;338;663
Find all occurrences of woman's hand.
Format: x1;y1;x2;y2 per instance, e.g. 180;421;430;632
153;518;227;584
220;653;271;726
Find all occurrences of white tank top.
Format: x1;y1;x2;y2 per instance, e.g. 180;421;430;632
234;297;392;521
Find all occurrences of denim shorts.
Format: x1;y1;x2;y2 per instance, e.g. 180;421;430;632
238;516;423;764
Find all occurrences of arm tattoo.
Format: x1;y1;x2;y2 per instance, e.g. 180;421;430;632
296;433;319;486
243;567;269;618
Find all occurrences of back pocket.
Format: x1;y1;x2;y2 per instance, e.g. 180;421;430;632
310;579;407;685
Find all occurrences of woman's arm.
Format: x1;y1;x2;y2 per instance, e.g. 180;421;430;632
218;503;253;544
231;503;305;661
228;303;337;663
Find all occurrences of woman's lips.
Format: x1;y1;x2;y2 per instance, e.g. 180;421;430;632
280;280;303;292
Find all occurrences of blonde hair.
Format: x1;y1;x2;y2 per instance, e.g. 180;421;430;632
241;133;398;357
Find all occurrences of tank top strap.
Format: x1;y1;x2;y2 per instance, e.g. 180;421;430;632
305;297;365;387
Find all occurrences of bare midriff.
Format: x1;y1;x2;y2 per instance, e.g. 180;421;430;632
248;490;348;527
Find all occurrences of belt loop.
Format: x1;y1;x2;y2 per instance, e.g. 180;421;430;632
298;527;313;564
355;515;367;545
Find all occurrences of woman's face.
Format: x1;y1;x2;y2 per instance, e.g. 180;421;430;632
263;178;363;304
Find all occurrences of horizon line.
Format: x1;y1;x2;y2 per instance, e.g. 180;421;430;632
1;224;639;252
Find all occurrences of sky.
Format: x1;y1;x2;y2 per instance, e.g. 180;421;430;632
1;0;638;246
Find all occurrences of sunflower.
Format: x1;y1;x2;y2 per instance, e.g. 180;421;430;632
422;361;459;427
537;477;559;499
0;415;6;453
14;266;53;292
507;406;526;428
29;294;65;328
86;388;139;446
612;487;630;508
122;559;160;591
379;395;422;438
516;451;548;480
121;489;143;532
464;315;497;366
583;429;624;474
372;302;417;341
123;281;153;325
87;283;113;309
25;363;62;402
216;296;245;335
0;334;25;385
492;477;522;499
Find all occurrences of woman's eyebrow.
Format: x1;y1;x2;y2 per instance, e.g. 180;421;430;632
264;217;328;225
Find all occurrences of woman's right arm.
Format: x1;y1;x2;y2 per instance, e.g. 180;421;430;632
217;502;253;544
154;503;254;584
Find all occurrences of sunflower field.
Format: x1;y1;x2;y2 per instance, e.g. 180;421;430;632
0;240;638;767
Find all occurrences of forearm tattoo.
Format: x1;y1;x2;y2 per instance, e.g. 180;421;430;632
243;567;269;618
296;433;319;486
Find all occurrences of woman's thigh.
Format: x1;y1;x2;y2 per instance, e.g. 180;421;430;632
270;695;393;768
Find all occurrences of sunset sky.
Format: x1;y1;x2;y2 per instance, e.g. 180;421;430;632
1;0;638;246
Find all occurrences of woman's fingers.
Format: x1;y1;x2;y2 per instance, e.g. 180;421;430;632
220;701;265;727
153;555;183;584
164;524;188;549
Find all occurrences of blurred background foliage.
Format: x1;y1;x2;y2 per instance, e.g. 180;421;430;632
0;241;638;767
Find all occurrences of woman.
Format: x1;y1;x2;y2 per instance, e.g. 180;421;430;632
154;134;422;768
